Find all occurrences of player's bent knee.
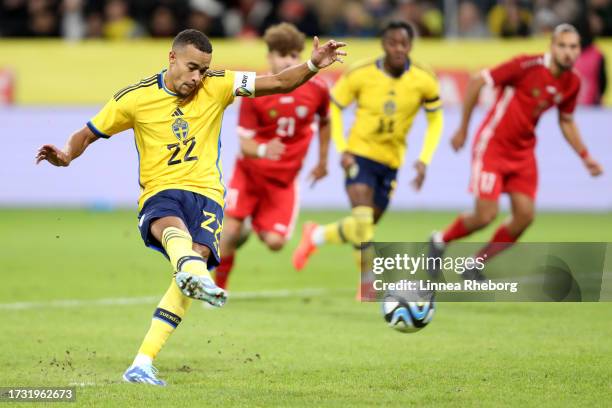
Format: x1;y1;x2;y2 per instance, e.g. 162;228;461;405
150;216;188;242
347;184;374;207
373;207;385;225
267;242;285;252
476;210;498;227
222;231;242;248
221;221;246;248
523;212;535;226
192;243;211;259
222;219;242;237
515;212;535;229
263;234;286;252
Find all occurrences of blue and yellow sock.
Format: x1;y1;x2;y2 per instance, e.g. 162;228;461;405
320;206;374;247
134;227;209;363
136;281;192;362
161;227;210;278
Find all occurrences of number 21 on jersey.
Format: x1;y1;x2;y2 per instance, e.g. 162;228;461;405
276;117;295;137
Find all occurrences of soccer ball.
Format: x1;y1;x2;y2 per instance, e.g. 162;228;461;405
382;292;435;333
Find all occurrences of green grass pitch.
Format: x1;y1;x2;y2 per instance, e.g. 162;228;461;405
1;209;611;407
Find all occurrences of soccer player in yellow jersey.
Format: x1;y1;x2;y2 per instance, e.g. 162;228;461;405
35;29;346;386
292;21;444;299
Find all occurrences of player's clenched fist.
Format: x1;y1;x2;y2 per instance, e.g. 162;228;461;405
308;161;328;187
411;161;427;191
583;156;603;177
265;137;286;161
450;128;467;152
36;144;71;167
340;152;355;170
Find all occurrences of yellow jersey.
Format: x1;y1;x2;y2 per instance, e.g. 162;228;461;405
87;69;256;210
331;58;442;169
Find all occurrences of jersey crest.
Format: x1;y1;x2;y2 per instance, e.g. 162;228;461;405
295;105;309;118
171;118;189;141
383;100;396;115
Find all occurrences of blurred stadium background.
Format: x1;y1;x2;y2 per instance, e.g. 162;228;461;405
1;0;611;211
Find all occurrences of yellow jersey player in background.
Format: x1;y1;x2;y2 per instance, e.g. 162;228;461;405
292;21;443;299
35;29;346;386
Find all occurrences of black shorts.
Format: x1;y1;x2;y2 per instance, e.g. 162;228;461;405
345;154;398;212
138;189;224;270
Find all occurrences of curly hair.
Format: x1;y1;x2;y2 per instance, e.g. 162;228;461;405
263;23;306;55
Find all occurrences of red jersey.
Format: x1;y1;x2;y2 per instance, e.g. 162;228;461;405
477;53;580;158
236;77;330;185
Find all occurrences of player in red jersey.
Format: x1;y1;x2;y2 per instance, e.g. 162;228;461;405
214;23;331;289
428;23;603;280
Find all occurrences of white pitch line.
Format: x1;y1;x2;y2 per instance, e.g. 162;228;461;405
69;382;97;387
0;288;330;311
231;288;328;299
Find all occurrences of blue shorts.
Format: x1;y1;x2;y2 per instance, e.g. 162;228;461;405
138;189;224;270
345;154;398;212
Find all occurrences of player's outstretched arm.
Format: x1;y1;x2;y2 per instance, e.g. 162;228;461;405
412;108;444;191
558;113;603;177
451;74;486;152
254;37;347;97
330;101;348;153
329;101;356;171
36;126;98;167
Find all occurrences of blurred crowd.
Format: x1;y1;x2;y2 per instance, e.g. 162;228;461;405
1;0;612;39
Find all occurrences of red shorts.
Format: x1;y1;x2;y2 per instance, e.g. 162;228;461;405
470;148;538;200
225;163;299;238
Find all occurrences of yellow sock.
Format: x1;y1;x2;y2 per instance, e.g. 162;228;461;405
137;281;193;360
135;227;208;362
323;216;354;244
322;206;374;246
322;222;342;244
162;227;211;279
350;206;374;282
351;206;374;246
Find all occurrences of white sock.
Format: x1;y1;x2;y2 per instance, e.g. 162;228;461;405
362;270;375;283
132;353;153;367
432;231;445;249
312;226;326;246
